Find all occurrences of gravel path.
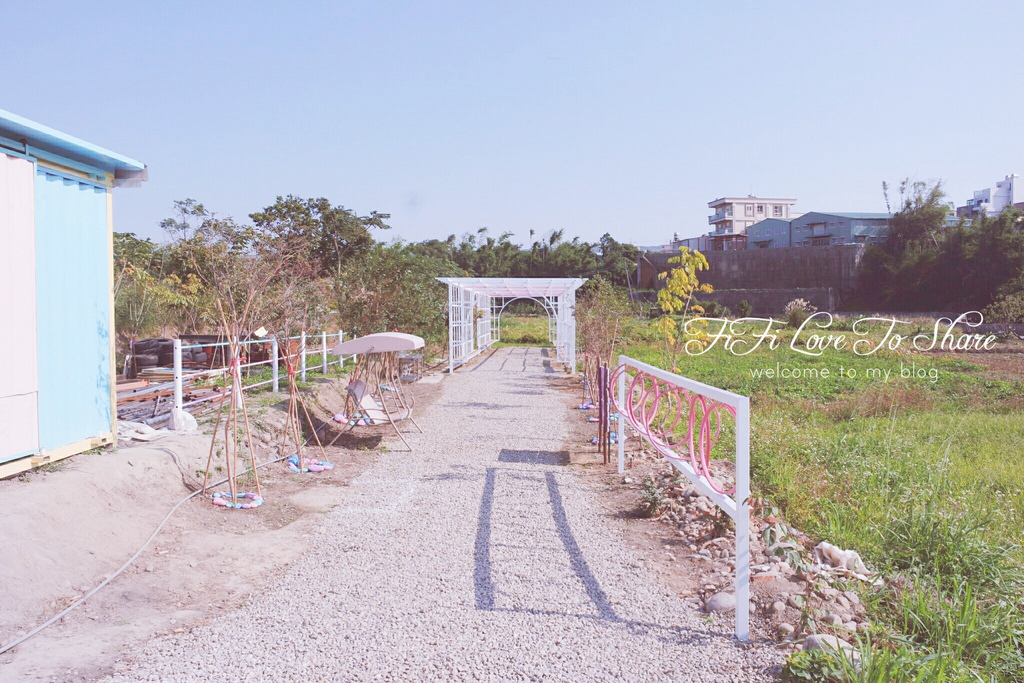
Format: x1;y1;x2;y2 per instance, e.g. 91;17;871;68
109;347;782;682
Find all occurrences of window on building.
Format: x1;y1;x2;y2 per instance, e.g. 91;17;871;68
745;204;754;216
773;205;783;217
757;204;764;213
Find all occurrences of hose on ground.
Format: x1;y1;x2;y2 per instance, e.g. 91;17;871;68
0;451;292;656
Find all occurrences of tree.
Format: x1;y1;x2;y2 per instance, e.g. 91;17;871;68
857;180;1024;311
332;242;459;345
654;247;713;370
250;195;389;280
576;277;636;395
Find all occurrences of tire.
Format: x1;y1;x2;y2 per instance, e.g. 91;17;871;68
134;338;170;354
134;354;159;367
157;352;174;366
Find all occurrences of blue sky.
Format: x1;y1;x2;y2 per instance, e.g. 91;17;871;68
4;1;1023;246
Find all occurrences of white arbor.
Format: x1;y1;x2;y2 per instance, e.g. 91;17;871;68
437;278;586;373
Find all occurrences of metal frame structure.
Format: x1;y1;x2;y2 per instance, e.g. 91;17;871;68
437;278;586;373
612;355;751;641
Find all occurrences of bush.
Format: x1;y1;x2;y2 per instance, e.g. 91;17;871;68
784;298;817;328
692;298;731;318
781;648;846;682
983;292;1024;333
737;299;753;317
639;475;663;518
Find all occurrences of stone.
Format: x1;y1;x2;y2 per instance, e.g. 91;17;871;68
836;595;851;610
803;634;852;652
821;614;843;626
771;601;786;613
787;595;804;609
843;621;858;631
145;565;154;573
777;623;795;636
704;591;736;613
843;590;860;605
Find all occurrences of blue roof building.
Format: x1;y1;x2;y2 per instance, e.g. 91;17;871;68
789;212;890;247
0;109;146;477
746;218;792;249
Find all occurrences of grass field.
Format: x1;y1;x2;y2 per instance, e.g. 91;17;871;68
493;314;552;347
613;319;1024;681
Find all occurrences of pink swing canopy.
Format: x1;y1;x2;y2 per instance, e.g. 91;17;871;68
331;332;425;356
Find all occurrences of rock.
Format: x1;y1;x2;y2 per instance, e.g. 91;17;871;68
145;564;154;573
814;542;871;575
836;595;851;610
777;623;795;636
821;614;843;626
843;621;858;631
697;548;712;558
704;591;736;613
803;633;861;668
843;590;860;605
771;600;786;613
787;595;804;609
803;634;852;652
622;477;633;484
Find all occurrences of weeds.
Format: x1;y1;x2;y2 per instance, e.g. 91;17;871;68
639;475;663;517
619;321;1024;680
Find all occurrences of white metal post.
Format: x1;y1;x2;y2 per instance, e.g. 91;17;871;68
338;330;344;367
734;396;751;641
448;284;455;374
321;331;328;373
271;337;279;393
300;331;307;382
617;357;625;474
173;339;183;412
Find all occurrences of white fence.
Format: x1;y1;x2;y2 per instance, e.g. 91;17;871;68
171;331;355;414
611;355;751;641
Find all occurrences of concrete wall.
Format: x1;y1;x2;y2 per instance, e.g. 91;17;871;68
637;245;865;308
698;288;837;317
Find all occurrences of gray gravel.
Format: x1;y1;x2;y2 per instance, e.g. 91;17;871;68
108;347;783;681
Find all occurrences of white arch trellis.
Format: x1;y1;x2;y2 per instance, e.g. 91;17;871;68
437;278;586;373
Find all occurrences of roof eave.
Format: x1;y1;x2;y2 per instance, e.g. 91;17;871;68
0;108;146;177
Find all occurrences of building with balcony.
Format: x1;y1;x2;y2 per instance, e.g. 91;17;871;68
956;174;1024;219
707;195;798;250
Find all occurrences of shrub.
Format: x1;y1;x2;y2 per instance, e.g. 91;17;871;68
983;292;1024;333
737;299;753;317
784;298;817;328
639;475;663;518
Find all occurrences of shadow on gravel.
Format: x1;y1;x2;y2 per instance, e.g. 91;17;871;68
447;401;508;411
498;449;569;465
473;467;721;646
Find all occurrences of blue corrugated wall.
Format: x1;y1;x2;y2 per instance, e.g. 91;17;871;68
34;169;111;451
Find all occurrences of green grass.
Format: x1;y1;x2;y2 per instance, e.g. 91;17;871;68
616;320;1024;681
494;315;552;347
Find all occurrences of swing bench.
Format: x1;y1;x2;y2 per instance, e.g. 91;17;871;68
328;332;424;451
